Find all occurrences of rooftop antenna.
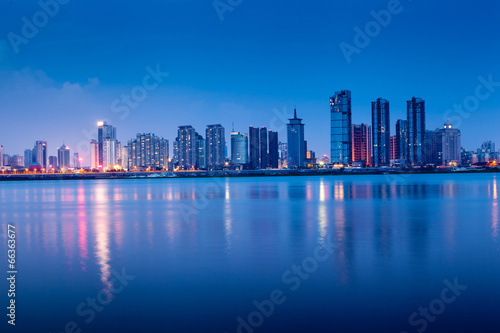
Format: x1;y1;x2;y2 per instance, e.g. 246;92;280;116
232;121;234;132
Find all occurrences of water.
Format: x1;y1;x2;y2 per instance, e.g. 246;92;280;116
1;174;499;332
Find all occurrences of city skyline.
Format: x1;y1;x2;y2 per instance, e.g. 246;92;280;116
1;1;500;162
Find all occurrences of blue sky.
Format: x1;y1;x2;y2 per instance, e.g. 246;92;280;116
0;0;499;163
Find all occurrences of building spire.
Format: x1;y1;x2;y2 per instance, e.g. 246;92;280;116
294;108;297;119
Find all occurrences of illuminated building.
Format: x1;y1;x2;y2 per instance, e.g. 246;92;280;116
407;97;426;165
57;144;71;170
206;124;225;170
372;98;390;167
287;108;305;168
330;90;352;166
352;123;371;167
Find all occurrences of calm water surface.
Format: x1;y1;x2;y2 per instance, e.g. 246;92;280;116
1;174;499;332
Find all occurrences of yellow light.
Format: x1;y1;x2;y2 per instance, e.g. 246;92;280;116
97;121;104;127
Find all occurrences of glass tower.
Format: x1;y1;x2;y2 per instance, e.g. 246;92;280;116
330;90;352;166
407;97;426;165
371;98;390;167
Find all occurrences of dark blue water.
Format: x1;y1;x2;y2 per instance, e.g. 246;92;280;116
1;174;499;332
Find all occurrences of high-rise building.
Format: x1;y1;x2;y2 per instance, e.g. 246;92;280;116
103;138;116;169
424;130;438;165
249;126;260;169
121;146;129;170
260;127;268;169
352;124;371;167
195;133;206;170
330;90;352;166
0;145;3;167
436;120;461;166
9;155;23;167
395;119;409;160
278;142;288;169
24;149;33;167
74;153;82;169
231;131;249;165
116;141;122;166
372;98;391;167
127;133;169;169
48;156;57;170
206;124;225;170
287;109;306;168
390;136;397;160
34;141;48;169
407;97;426;165
268;130;279;169
98;121;116;168
175;126;197;170
90;140;99;169
57;144;71;170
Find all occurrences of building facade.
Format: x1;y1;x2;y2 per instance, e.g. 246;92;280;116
249;126;260;169
352;123;372;167
231;131;248;165
330;90;352;165
395;119;408;161
268;130;279;169
436;120;461;166
57;144;71;170
206;125;225;170
287;109;305;168
98;121;116;168
407;97;426;165
372;98;391;167
90;139;99;169
260;127;268;169
127;133;169;170
34;141;48;169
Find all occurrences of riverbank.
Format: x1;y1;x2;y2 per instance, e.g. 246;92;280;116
0;167;499;181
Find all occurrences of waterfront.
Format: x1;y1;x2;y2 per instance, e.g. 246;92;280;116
1;174;499;332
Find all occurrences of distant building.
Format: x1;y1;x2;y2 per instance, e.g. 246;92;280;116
98;121;116;168
278;142;288;169
9;155;24;167
24;149;33;167
103;138;116;169
74;153;82;169
127;133;169;170
260;127;268;169
34;141;48;169
116;141;122;166
48;156;58;170
390;136;397;161
0;145;3;167
372;98;390;167
90;140;99;169
352;123;371;167
330;90;352;165
461;148;473;166
249;126;260;169
268;130;279;169
57;144;71;170
424;130;438;165
287;109;305;168
206;125;225;170
231;131;248;165
174;126;198;170
407;97;426;165
195;133;206;170
396;119;409;161
436;120;461;166
121;146;129;170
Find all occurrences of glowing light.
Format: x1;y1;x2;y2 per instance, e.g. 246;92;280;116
97;121;104;127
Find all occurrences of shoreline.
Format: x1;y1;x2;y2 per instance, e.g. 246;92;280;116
0;168;498;182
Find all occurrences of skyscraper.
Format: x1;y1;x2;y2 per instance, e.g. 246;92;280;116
424;130;438;165
48;156;57;170
390;136;397;160
103;138;116;169
34;141;48;169
260;127;268;169
278;142;288;169
249;126;260;169
352;123;371;167
206;124;226;170
74;153;83;169
175;126;197;170
407;97;426;165
0;145;3;167
372;98;390;167
121;146;129;170
24;149;33;167
287;108;305;168
231;131;248;165
436;120;461;166
395;119;409;161
195;133;206;170
57;144;71;170
330;90;352;166
268;130;279;169
90;140;99;169
98;121;116;168
127;133;169;169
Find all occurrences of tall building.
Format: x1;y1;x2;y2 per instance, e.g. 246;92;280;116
287;109;306;168
390;136;397;160
352;123;371;167
175;126;197;170
24;149;33;167
206;124;225;170
74;153;82;168
260;127;268;169
372;98;391;167
424;130;438;165
103;138;116;169
90;140;99;169
121;146;129;170
9;155;24;167
407;97;426;165
278;142;288;169
195;133;206;170
231;131;249;165
48;156;57;170
268;130;279;169
34;141;48;169
127;133;169;169
116;141;122;166
395;119;409;160
330;90;352;165
0;145;3;166
249;126;260;169
436;120;461;166
57;144;71;170
98;121;116;168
